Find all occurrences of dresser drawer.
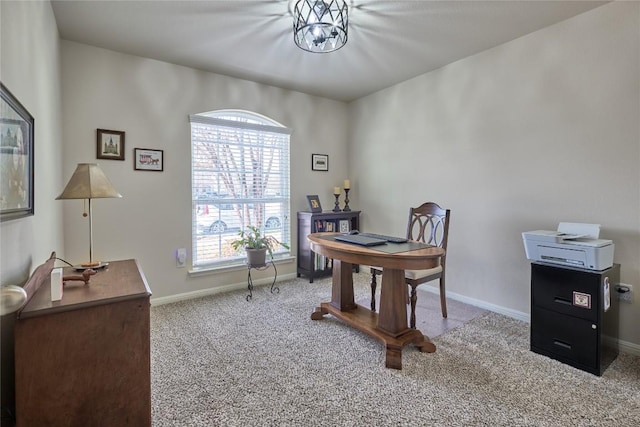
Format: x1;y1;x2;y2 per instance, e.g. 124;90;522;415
531;306;598;369
531;263;600;322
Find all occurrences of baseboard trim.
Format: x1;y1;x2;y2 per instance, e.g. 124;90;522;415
151;272;298;306
419;285;640;357
603;335;640;357
418;285;530;322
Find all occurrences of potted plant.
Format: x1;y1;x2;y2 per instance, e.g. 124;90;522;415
231;225;290;266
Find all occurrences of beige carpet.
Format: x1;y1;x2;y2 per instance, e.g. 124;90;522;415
150;273;640;426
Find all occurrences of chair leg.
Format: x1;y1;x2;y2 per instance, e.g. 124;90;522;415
409;283;418;329
439;277;447;318
370;270;378;312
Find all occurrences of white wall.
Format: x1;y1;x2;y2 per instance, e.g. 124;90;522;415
0;0;63;417
60;41;349;299
349;2;640;347
0;1;63;284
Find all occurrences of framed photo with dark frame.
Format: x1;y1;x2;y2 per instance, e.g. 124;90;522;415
311;153;328;171
97;128;125;160
134;148;164;171
306;195;322;212
1;83;34;222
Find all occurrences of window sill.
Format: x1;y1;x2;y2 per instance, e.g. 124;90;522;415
188;255;296;277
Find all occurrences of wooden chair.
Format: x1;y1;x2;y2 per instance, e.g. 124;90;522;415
370;202;450;328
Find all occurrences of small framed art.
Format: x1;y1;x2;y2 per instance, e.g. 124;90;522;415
1;83;34;222
97;129;125;160
134;148;164;171
306;195;322;212
339;219;351;233
311;154;328;171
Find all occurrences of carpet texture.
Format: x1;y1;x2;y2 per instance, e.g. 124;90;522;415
150;273;640;426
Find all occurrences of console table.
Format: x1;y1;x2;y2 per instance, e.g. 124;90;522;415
308;233;444;369
15;259;152;425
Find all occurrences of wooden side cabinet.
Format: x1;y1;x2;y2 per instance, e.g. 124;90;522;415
530;262;619;376
297;210;360;282
15;259;152;426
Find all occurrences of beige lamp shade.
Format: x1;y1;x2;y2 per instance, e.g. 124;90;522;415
56;163;121;267
56;163;122;200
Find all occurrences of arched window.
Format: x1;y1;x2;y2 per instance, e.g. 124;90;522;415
190;110;291;268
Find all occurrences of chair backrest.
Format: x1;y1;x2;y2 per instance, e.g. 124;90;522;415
406;202;450;254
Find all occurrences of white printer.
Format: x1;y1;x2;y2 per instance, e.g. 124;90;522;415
522;222;614;271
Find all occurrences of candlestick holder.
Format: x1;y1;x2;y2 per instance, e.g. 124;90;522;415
332;193;341;212
343;188;351;211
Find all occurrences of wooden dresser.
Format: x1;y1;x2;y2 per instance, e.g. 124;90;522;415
15;259;152;426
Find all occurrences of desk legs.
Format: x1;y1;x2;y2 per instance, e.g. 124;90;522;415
311;262;436;369
377;269;409;337
311;260;356;319
330;260;357;311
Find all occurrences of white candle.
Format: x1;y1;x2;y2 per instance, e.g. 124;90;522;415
333;187;341;195
343;179;350;189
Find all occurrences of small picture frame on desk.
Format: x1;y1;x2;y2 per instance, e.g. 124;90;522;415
339;219;350;233
306;195;322;213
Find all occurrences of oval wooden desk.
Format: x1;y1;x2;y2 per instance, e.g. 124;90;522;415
308;233;445;369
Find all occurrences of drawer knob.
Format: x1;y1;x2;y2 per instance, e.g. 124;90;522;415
592;324;597;330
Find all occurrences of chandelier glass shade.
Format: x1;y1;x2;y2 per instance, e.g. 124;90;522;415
293;0;348;53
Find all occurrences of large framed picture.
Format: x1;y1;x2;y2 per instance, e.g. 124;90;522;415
97;128;125;160
311;153;328;171
0;83;34;222
134;148;164;171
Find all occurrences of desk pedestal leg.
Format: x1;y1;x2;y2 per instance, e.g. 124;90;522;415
311;259;355;319
329;259;356;311
376;268;437;369
310;260;436;370
377;268;409;337
311;305;329;320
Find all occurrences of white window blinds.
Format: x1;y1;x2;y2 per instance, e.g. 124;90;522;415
190;112;291;268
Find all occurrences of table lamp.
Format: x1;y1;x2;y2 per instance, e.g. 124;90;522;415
56;163;122;267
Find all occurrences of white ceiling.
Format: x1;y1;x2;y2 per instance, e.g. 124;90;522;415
51;0;607;102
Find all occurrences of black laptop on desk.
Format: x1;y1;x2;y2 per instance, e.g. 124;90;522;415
334;234;387;247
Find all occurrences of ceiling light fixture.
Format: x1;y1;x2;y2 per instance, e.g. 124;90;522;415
293;0;348;53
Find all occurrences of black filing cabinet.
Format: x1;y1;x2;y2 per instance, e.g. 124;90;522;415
530;262;620;376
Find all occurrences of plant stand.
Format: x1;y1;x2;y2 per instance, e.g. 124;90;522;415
246;260;278;301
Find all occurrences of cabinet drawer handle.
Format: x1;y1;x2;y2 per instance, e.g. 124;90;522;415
553;339;572;350
553;297;572;306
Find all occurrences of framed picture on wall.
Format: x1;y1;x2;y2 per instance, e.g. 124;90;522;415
311;154;328;171
0;82;34;222
97;128;125;160
134;148;164;171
